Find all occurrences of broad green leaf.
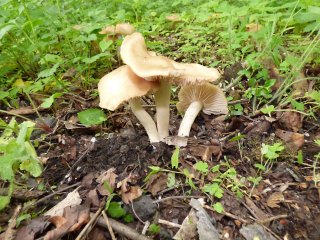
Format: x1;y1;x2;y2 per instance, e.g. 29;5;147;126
123;214;134;223
0;24;14;40
0;195;11;211
99;40;112;52
0;91;9;100
40;93;63;108
167;172;176;188
203;183;224;198
193;161;208;174
38;63;60;78
148;224;160;234
213;202;224;213
306;91;320;103
291;99;304;111
19;159;42;177
0;154;16;181
78;108;107;126
106;202;126;218
171;146;179;169
261;105;275;115
297;150;303;164
211;165;220;173
254;163;266;171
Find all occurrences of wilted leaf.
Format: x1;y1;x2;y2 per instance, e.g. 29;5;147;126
45;190;82;217
275;129;304;152
15;216;50;240
266;192;284;208
146;172;168;196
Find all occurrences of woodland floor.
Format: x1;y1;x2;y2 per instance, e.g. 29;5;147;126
1;89;320;240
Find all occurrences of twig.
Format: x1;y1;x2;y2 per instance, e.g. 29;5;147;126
76;207;103;240
22;182;81;211
228;99;249;105
203;205;249;224
142;221;150;235
258;214;288;224
4;205;21;240
131;201;145;224
153;195;203;204
158;219;182;228
95;214;152;240
102;211;116;240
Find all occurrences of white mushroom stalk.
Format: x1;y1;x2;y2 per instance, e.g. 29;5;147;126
98;65;160;143
154;81;171;141
178;101;203;137
177;83;228;138
129;98;160;143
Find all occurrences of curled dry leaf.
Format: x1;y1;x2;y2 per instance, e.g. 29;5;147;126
45;189;82;217
117;173;143;204
146;172;168;196
275;129;304;152
277;111;303;132
15;216;50;240
266;192;285;208
96;168;118;196
189;145;220;161
44;203;90;240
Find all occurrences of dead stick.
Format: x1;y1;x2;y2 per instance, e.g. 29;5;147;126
22;182;81;211
101;211;116;240
203;205;249;224
94;214;152;240
153;195;203;204
158;219;181;228
76;207;103;240
258;214;288;224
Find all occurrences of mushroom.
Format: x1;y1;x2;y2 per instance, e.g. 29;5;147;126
98;65;160;143
176;83;228;137
99;23;135;40
120;32;221;141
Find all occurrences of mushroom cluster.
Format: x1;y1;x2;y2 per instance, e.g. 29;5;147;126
98;25;228;144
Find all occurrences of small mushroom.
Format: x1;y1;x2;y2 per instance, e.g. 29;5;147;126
176;83;228;137
99;23;135;40
98;65;160;143
120;32;221;141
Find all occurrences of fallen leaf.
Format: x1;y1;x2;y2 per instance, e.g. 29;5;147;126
240;223;276;240
292;71;309;97
275;129;304;152
96;168;118;196
189;145;220;161
117;174;142;204
146;172;168;196
173;209;198;240
266;192;285;208
277;111;303;132
44;203;90;240
15;216;50;240
45;189;81;217
245;197;270;223
244;120;271;136
190;199;219;240
87;227;107;240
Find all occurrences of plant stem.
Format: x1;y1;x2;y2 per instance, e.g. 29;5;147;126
178;101;203;137
154;81;171;141
129;98;160;143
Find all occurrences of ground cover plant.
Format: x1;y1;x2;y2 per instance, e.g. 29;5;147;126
0;0;320;239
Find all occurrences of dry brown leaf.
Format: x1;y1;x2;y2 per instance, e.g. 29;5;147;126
121;186;143;204
96;168;118;196
266;192;284;208
146;172;168;196
275;129;304;152
44;203;90;240
117;173;143;203
277;111;303;132
292;71;309;97
88;227;107;240
189;145;220;161
245;197;270;222
15;216;50;240
246;23;262;32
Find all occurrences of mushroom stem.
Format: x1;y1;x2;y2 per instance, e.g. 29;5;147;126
154;81;171;141
178;101;203;137
129;98;160;143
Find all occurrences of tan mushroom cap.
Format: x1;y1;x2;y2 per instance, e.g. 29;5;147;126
120;32;177;79
121;32;220;84
98;65;159;111
99;23;135;35
165;14;182;22
177;83;228;115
